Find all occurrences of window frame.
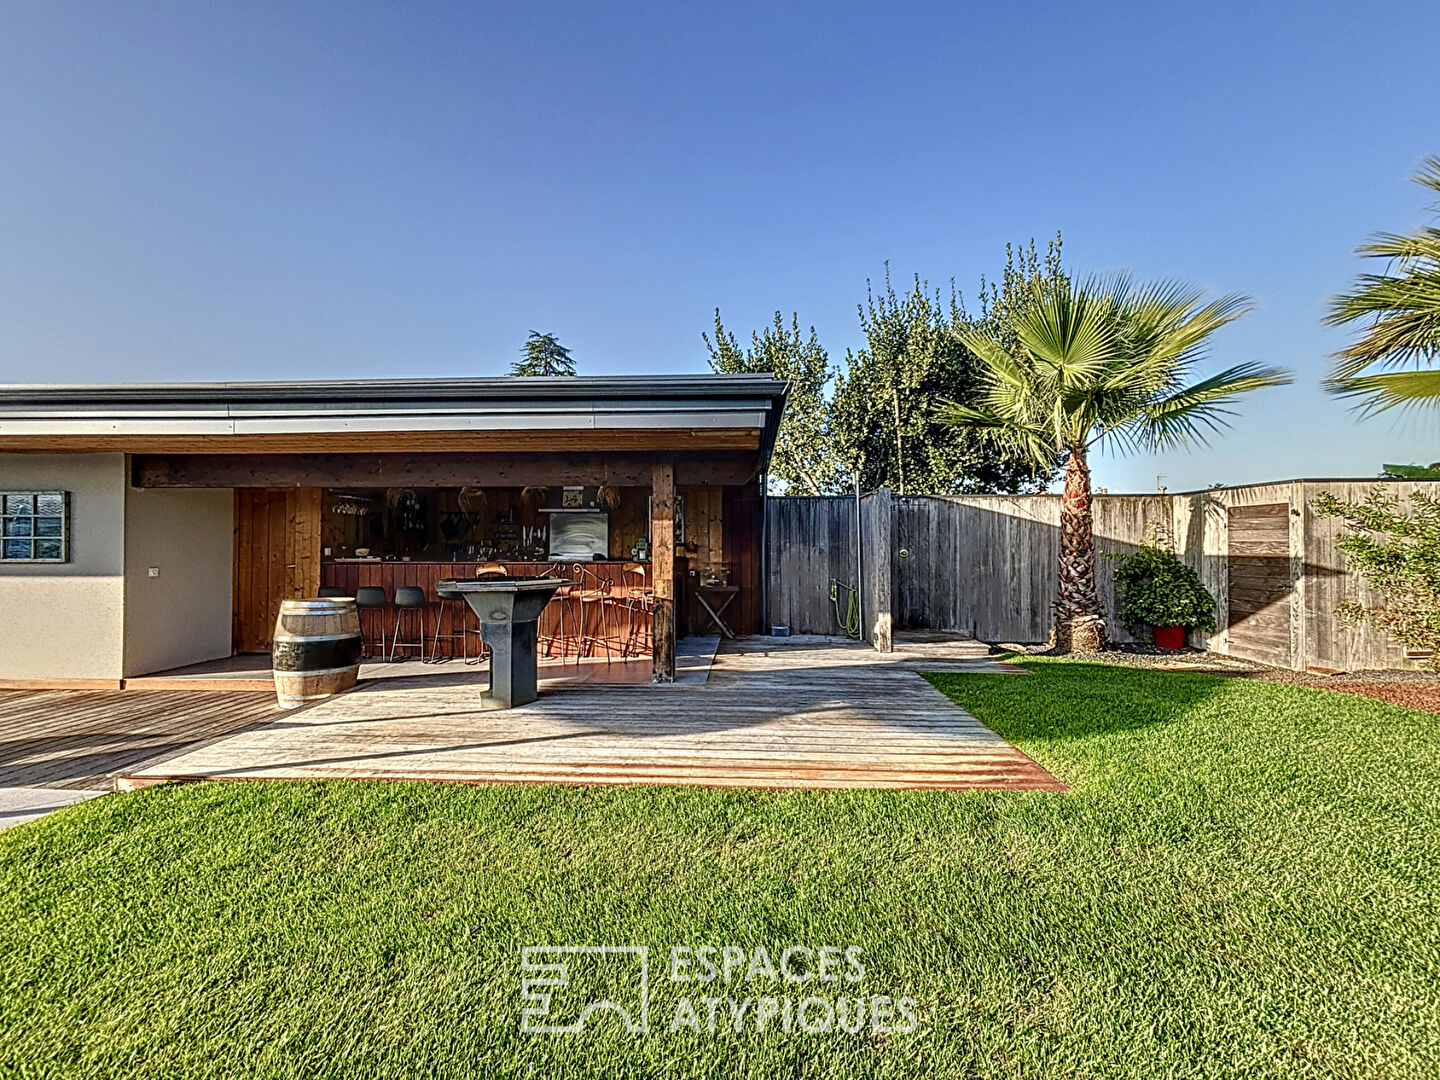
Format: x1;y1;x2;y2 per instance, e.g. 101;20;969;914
0;490;71;564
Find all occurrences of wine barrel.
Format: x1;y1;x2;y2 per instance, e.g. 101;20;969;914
272;598;362;708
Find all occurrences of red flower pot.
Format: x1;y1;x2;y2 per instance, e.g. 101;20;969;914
1152;625;1186;650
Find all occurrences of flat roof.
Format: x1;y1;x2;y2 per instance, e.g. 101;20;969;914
0;374;790;463
0;374;788;406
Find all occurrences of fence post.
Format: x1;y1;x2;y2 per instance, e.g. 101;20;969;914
862;488;896;652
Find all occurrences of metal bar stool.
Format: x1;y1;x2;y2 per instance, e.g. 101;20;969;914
388;585;429;662
431;563;509;663
354;586;391;660
620;563;654;658
540;580;581;659
432;587;483;664
575;564;620;663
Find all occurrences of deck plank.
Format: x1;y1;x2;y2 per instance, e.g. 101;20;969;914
0;690;286;790
124;640;1062;792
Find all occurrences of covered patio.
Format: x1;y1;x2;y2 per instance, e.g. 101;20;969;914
121;637;1063;791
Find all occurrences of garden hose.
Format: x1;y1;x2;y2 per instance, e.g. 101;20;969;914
830;579;861;638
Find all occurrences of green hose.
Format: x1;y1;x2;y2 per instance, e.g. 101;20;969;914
830;579;861;638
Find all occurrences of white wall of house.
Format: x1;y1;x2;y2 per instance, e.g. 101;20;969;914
0;454;128;681
122;486;233;677
0;455;236;682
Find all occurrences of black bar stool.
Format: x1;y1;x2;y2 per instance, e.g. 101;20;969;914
389;585;429;662
318;585;348;599
433;585;484;664
354;586;391;659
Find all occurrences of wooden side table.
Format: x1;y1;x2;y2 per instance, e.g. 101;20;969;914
695;584;740;638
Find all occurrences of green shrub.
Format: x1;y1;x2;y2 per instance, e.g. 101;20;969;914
1313;487;1440;671
1113;539;1216;633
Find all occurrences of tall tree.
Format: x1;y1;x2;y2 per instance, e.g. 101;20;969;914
511;331;577;377
704;310;842;494
830;241;1065;495
942;276;1291;653
1324;156;1440;412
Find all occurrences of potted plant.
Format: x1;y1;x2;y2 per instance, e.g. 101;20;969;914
1113;538;1216;649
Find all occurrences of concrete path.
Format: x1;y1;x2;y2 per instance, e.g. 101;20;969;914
0;787;106;831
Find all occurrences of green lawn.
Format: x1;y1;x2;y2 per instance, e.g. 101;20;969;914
1;660;1437;1079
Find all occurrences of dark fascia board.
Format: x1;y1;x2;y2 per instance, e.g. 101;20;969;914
0;374;789;407
0;374;790;476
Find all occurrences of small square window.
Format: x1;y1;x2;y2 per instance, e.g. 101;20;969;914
0;492;68;562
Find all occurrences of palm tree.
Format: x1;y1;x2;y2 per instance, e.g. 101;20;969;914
512;331;577;377
1324;156;1440;412
941;276;1291;652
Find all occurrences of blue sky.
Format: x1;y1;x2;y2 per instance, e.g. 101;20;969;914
1;1;1438;492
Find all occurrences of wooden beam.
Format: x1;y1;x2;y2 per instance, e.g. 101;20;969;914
652;460;676;683
132;452;759;489
0;428;761;455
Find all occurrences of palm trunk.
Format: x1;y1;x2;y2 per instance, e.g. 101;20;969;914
1053;446;1106;653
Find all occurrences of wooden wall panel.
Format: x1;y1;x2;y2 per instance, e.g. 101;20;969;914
1301;480;1423;672
764;496;859;635
318;560;650;660
722;484;764;636
1225;503;1292;667
232;488;324;653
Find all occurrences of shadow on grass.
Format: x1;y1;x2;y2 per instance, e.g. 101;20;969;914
924;660;1244;743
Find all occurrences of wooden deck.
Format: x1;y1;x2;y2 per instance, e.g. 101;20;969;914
0;690;286;790
122;639;1063;791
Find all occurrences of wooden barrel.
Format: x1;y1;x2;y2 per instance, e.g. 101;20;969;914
272;598;362;708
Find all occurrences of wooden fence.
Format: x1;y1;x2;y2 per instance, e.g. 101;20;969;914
766;480;1440;671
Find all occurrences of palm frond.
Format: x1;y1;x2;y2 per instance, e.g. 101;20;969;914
937;399;1057;463
1327;369;1440;415
943;271;1284;466
1119;363;1294;451
1325;156;1440;406
1010;276;1122;389
1356;227;1440;264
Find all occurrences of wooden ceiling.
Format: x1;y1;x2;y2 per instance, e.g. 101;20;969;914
132;450;761;488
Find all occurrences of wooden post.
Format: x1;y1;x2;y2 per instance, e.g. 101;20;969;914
652;460;676;682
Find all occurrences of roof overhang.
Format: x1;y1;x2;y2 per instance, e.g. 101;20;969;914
0;375;789;465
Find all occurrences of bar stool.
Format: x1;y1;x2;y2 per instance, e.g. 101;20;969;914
433;563;507;664
575;564;620;663
389;585;429;662
620;563;654;658
432;584;479;664
318;585;348;599
541;581;581;659
355;586;391;659
472;563;509;663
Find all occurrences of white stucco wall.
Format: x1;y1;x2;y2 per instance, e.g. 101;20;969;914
122;486;234;677
0;454;127;681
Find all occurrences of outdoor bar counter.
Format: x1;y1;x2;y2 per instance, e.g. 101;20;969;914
320;559;655;660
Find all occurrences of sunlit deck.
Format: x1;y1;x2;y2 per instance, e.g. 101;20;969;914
122;638;1063;792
